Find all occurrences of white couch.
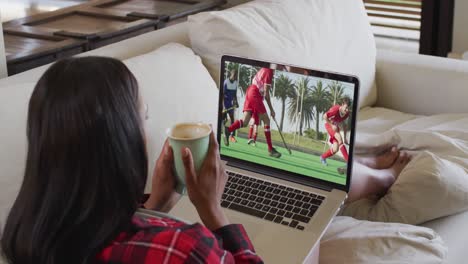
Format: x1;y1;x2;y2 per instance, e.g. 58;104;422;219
1;7;467;264
0;13;7;78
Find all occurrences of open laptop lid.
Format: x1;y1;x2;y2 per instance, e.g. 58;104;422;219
217;55;359;193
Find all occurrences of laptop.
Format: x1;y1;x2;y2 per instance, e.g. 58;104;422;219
171;55;359;263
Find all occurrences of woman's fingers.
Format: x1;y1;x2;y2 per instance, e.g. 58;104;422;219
162;140;173;162
208;130;219;154
182;148;197;186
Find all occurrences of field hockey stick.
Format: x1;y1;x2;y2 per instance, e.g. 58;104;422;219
272;116;292;155
221;106;236;125
222;106;237;114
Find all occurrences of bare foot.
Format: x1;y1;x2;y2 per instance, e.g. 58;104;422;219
371;152;411;198
355;146;400;170
382;152;411;180
347;153;412;203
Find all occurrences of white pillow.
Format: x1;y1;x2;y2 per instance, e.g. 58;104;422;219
0;83;35;227
188;0;377;108
123;43;219;192
321;216;447;264
357;107;418;136
341;151;468;225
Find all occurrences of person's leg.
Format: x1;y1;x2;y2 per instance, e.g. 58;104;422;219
321;123;337;165
225;111;252;146
259;113;281;158
248;113;259;146
259;113;272;151
333;132;348;162
253;114;259;144
347;152;411;203
253;124;258;142
232;85;253;145
248;120;254;140
223;98;233;124
228;111;235;125
228;111;251;132
354;146;399;169
321;142;338;166
228;111;237;142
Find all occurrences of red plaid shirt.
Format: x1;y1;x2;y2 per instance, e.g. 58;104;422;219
96;211;263;263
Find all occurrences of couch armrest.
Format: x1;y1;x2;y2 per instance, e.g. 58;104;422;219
375;49;468;115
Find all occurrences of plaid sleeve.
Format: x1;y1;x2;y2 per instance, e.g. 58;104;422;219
96;217;263;264
213;224;263;263
179;223;263;264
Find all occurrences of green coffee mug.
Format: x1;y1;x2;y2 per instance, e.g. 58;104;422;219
167;123;211;194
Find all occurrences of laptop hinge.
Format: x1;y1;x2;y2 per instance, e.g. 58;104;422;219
226;161;334;192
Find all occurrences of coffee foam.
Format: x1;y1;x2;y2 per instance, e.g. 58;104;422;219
169;123;211;140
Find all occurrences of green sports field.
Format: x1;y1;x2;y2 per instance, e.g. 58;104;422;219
221;136;347;185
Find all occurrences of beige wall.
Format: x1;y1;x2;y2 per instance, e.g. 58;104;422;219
453;0;468;54
0;11;6;78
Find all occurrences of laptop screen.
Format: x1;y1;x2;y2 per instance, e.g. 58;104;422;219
219;56;359;188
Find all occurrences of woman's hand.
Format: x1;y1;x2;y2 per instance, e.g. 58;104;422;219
182;130;229;230
144;140;181;212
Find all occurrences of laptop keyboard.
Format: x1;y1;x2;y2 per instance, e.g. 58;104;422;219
221;171;325;231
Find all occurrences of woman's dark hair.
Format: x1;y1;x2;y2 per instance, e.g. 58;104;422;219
1;57;148;264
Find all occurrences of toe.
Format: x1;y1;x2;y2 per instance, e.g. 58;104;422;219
400;152;411;164
405;154;412;164
391;146;400;157
398;155;405;164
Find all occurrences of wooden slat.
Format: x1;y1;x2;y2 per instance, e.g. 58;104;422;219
3;1;103;27
4;26;63;39
364;0;422;4
96;0;226;21
364;0;421;9
167;0;226;20
5;31;85;62
364;5;420;16
370;22;420;31
367;13;420;21
78;7;140;21
364;0;422;39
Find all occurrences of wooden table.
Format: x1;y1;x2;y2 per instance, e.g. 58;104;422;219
5;31;87;75
3;0;226;76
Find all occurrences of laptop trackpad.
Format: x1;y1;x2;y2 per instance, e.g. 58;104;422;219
170;196;263;238
225;210;264;237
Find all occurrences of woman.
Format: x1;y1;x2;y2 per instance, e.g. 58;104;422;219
0;57;263;264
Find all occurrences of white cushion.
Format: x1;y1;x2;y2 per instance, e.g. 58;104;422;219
342;108;468;225
0;83;35;227
342;152;468;225
0;14;6;78
188;0;377;108
123;43;219;192
321;216;447;264
375;49;468;115
356;107;418;136
422;210;468;264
